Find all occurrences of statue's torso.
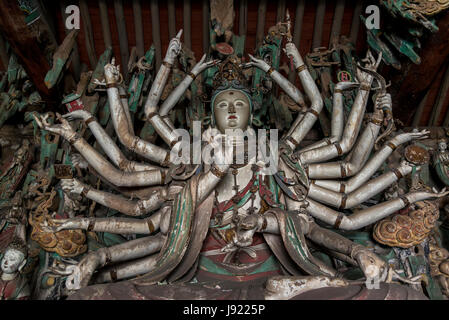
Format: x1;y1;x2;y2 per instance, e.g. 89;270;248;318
197;163;283;283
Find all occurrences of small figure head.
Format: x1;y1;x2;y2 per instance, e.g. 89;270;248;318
1;238;27;275
211;89;251;133
439;140;447;152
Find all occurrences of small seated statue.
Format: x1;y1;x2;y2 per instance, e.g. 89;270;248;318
0;237;30;300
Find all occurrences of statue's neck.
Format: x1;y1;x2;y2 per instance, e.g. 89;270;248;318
1;272;17;281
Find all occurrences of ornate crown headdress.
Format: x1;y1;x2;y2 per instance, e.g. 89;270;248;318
211;55;250;95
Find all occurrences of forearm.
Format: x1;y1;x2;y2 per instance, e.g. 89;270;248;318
308;163;412;209
307;117;382;179
159;73;196;116
85;187;167;216
306;222;359;256
94;254;159;283
71;137;165;187
86;117;159;172
284;51;323;150
94;234;164;268
144;63;172;116
299;81;373;164
313;133;418;192
306;191;438;230
268;70;306;108
300;82;359;153
108;85;170;165
118;86;135;136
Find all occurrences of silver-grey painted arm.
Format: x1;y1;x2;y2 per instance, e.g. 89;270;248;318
118;86;135;136
105;62;171;166
300;81;360;152
307;108;383;179
63;110;159;172
282;43;324;150
306;189;449;230
33;113;167;187
66;235;164;290
307;162;413;209
313;130;430;191
60;178;168;216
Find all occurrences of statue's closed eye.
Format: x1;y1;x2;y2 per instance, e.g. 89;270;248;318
217;102;228;108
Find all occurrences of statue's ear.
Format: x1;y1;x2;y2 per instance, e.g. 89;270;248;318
18;259;27;272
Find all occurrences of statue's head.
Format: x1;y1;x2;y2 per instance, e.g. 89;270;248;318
1;238;27;274
212;88;251;133
211;56;252;134
439;140;447;151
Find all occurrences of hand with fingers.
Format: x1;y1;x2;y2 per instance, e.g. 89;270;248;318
66;252;102;290
61;178;86;197
71;154;88;169
241;54;271;73
40;218;76;233
429;187;449;198
374;93;392;110
33;113;76;141
283;42;303;67
352;246;388;283
393;129;430;145
164;29;184;65
63;109;93;122
356;51;383;84
190;54;220;77
104;58;122;85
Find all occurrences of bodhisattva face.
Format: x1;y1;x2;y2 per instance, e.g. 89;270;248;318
213;90;251;134
1;249;25;274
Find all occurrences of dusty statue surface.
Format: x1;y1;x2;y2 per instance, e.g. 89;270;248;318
0;7;449;301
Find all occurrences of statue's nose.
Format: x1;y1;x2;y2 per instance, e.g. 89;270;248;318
229;104;236;113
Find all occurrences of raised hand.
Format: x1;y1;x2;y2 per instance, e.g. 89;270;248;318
33;113;76;140
283;42;303;67
104;58;122;85
190;54;220;76
63;109;92;122
356;51;382;84
164;29;183;65
241;54;271;73
374;93;392;110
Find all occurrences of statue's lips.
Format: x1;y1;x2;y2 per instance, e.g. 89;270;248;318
227;115;237;120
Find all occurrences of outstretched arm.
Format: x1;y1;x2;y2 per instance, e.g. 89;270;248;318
33;113;168;187
307;161;414;209
45;204;171;235
312;129;429;189
63;109;159;172
298;51;382;164
159;54;219;116
300;81;360;152
242;53;306;109
60;178;168;216
305;94;391;178
105;60;172;166
305;189;449;230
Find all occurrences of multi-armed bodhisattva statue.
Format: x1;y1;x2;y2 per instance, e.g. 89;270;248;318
33;27;447;298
